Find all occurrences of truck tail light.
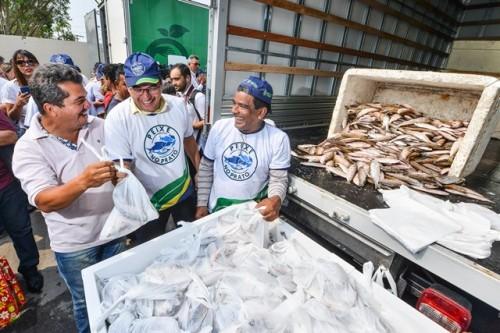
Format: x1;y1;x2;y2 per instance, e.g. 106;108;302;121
416;284;472;333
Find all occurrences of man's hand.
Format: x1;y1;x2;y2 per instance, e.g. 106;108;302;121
78;161;116;190
94;99;105;107
195;206;209;220
255;196;282;221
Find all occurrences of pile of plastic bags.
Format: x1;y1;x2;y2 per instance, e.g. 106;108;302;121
96;208;393;333
370;186;500;258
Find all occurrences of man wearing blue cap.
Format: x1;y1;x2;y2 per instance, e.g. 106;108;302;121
195;76;291;221
85;63;105;116
105;52;200;243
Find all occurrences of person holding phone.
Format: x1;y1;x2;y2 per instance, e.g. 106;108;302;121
0;49;39;136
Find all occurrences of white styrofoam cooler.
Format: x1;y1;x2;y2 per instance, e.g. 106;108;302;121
82;203;446;333
328;69;500;177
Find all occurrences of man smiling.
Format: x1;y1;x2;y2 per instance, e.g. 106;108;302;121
12;63;124;333
195;76;291;221
105;52;200;243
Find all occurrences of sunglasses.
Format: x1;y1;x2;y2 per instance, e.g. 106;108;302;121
192;62;200;66
16;60;37;67
131;84;161;95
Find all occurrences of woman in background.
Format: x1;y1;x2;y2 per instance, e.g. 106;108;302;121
0;49;39;136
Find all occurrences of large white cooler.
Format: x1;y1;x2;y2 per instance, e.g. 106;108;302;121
82;203;446;333
328;69;500;178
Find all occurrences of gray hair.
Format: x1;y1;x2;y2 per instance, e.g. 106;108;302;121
30;63;82;114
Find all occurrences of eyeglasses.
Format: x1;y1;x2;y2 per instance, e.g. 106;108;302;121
131;84;161;95
16;60;37;67
192;62;200;66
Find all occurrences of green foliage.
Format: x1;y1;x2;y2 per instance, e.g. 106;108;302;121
0;0;76;40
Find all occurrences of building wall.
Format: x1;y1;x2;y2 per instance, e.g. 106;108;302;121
0;34;94;77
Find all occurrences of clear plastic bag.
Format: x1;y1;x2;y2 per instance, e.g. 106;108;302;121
129;317;184;333
100;159;159;240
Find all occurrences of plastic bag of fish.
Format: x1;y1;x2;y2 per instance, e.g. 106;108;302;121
96;207;394;333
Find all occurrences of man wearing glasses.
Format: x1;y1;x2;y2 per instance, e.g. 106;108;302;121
187;54;201;91
105;52;200;243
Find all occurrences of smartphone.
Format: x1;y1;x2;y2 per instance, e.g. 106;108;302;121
20;86;30;94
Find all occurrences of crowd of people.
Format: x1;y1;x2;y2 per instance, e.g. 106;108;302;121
0;49;290;333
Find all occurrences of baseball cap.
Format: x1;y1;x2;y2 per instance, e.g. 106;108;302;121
124;52;160;87
238;76;273;112
95;63;105;80
49;53;75;66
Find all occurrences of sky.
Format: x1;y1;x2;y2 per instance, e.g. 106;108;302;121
69;0;97;41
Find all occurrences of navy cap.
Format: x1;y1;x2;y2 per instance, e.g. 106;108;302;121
124;52;160;87
49;54;74;66
238;76;273;112
95;64;105;80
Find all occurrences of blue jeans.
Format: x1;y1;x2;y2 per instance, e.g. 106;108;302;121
0;180;39;274
55;238;125;333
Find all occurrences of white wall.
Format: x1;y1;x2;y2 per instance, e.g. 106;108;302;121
0;34;94;77
105;0;128;63
447;40;500;75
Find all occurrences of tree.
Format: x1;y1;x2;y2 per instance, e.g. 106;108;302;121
0;0;76;41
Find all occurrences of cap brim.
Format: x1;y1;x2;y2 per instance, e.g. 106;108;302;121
135;77;160;85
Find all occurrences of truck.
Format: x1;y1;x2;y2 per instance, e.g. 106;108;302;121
102;0;500;331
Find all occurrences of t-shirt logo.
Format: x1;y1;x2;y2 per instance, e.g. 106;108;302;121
222;142;258;181
144;125;180;165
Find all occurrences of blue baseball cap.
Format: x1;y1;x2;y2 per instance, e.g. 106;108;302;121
124;52;160;87
238;76;273;112
49;53;74;66
95;63;105;80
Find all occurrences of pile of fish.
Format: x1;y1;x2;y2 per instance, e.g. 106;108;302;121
293;102;493;203
97;207;393;333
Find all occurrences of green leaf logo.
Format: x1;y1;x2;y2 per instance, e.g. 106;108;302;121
169;24;189;38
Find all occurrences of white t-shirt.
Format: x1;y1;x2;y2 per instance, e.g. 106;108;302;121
85;79;104;116
0;79;27;129
105;95;194;211
178;87;205;147
0;77;8;94
204;118;291;212
23;97;39;128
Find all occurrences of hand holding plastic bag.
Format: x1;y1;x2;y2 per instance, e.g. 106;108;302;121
81;139;159;240
100;159;159;240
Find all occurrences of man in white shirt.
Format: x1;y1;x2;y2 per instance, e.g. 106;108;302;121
13;64;124;333
105;52;200;243
85;63;105;116
195;76;290;221
187;54;201;91
170;63;205;148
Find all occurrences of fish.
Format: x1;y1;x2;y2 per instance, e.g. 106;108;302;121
410;186;450;196
293;102;490;203
224;154;253;169
370;160;381;188
147;134;176;153
346;164;357;183
320;151;336;164
444;184;494;203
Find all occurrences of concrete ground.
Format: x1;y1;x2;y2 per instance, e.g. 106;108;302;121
1;211;76;333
